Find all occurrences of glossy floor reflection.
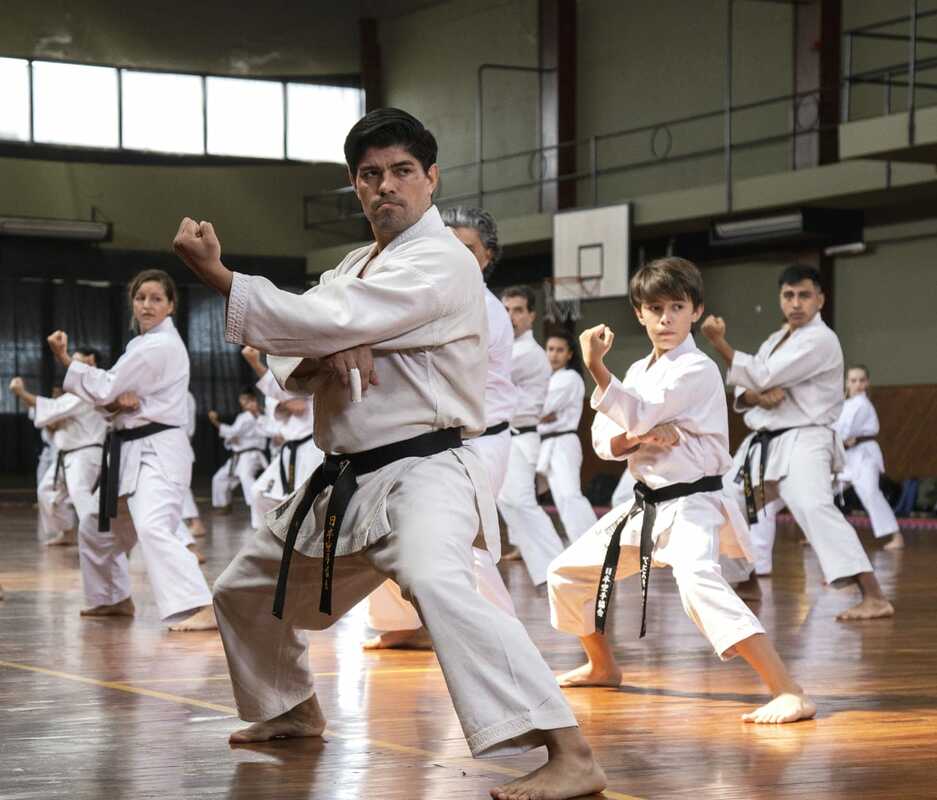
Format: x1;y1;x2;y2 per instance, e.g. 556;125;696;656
1;500;935;799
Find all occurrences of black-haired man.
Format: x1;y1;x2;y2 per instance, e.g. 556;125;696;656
173;108;605;800
702;265;893;621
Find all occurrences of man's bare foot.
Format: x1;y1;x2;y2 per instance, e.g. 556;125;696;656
501;546;522;561
883;532;904;551
733;574;763;601
187;543;207;564
81;597;135;617
169;605;217;631
557;661;622;688
490;731;606;800
742;692;816;724
187;518;207;538
836;596;895;621
229;694;326;744
362;627;433;650
45;529;77;547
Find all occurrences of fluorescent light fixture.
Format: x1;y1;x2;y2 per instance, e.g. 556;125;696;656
712;212;804;240
0;216;111;241
823;241;867;257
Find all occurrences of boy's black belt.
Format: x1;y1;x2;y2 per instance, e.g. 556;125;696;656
511;425;538;436
279;432;316;494
97;423;177;532
479;421;510;437
272;427;463;620
595;475;724;639
230;447;267;476
736;428;795;524
541;430;578;441
54;443;103;488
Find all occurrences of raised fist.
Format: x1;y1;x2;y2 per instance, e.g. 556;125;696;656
47;330;68;355
9;376;24;394
208;410;220;424
700;315;726;343
173;217;221;272
579;324;615;367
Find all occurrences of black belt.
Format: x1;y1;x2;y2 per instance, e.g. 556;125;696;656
541;429;578;441
480;421;510;437
54;443;103;489
847;435;877;449
511;425;538;436
272;427;463;620
97;423;177;532
230;447;267;476
595;475;724;639
735;428;794;524
278;433;316;494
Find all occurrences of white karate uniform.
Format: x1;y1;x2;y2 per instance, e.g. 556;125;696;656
548;335;765;658
249;371;323;523
365;287;520;632
64;317;212;620
722;314;874;584
247;400;282;528
833;393;899;539
536;368;598;542
213;205;577;756
211;410;269;508
33;394;105;544
181;391;200;521
30;412;74;539
497;329;565;585
611;469;636;508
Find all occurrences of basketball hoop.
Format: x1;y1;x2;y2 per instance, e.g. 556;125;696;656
543;276;602;323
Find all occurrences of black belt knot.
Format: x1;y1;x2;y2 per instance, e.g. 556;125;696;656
278;432;316;494
271;427;463;620
737;428;793;524
97;423;177;532
595;474;724;639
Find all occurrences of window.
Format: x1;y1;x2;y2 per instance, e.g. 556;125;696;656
206;76;283;159
0;58;30;142
122;70;204;155
32;61;118;148
287;83;364;163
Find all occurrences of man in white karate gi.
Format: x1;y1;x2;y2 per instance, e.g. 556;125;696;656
208;386;268;512
172;108;604;800
702;264;893;620
498;286;566;585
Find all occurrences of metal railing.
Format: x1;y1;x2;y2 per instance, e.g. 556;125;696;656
305;2;937;234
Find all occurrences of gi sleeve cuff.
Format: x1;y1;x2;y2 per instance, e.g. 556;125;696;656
224;272;250;344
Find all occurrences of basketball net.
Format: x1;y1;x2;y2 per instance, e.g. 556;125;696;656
543;276;601;323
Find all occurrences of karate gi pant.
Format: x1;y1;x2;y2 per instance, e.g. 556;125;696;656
498;432;565;585
212;451;268;509
40;449;100;550
78;446;213;620
182;487;199;520
365;429;516;631
611;471;637;508
213;465;578;758
541;436;597;542
724;429;874;585
548;498;765;659
249;440;322;530
840;462;899;539
37;461;77;541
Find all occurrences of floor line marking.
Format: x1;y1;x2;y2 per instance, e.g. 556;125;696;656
0;657;641;800
122;666;441;685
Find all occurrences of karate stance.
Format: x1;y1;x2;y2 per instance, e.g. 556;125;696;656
701;264;894;620
173;108;605;800
498;286;566;585
834;365;902;550
549;257;815;724
536;331;598;542
209;386;269;513
29;386;77;545
363;205;519;650
49;269;215;630
11;346;106;558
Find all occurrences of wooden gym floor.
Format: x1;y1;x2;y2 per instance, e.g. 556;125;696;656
1;502;935;800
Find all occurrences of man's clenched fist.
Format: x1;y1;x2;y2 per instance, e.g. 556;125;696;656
172;217;233;297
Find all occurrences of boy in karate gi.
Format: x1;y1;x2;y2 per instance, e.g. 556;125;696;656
209;386;269;513
173;108;605;800
702;265;894;620
548;257;815;724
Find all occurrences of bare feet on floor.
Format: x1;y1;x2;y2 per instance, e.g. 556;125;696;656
883;532;905;551
81;597;135;617
734;574;763;601
46;529;77;547
742;692;817;724
169;605;217;631
556;661;622;688
229;694;327;744
187;518;207;538
836;596;895;621
187;543;207;564
489;735;607;800
362;627;433;650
